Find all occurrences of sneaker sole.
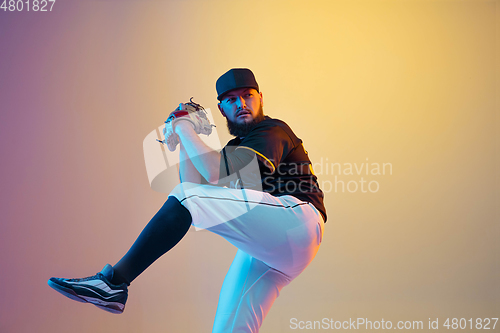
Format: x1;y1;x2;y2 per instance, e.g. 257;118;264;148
48;279;124;314
48;279;89;303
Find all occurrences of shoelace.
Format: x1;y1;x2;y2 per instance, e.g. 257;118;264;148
66;272;104;282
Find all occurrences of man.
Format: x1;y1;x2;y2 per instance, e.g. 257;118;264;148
48;68;327;333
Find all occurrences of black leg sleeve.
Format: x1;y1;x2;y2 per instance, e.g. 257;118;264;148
112;196;192;285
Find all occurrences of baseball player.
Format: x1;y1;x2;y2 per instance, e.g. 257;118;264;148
48;68;327;333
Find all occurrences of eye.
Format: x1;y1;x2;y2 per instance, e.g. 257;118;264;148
226;97;236;103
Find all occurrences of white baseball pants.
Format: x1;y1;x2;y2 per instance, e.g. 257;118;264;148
169;182;324;333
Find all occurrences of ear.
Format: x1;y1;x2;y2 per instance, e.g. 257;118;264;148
259;92;264;107
218;103;226;117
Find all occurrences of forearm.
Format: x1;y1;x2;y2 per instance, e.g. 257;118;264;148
175;121;221;184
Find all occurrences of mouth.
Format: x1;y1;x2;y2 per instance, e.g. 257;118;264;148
237;110;251;118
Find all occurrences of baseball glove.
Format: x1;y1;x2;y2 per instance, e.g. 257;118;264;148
158;98;214;152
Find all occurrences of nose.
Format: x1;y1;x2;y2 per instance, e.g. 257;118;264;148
235;96;246;109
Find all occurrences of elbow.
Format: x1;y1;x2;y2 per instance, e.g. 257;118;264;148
207;178;219;185
200;153;222;185
206;171;219;185
202;165;220;185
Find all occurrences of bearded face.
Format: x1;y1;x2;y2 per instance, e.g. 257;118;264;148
226;104;265;137
218;88;265;137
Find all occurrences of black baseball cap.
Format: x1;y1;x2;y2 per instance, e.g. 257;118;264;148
216;68;259;101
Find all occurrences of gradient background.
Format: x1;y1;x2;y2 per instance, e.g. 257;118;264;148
0;0;498;332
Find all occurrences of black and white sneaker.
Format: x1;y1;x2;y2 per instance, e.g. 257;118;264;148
48;264;128;314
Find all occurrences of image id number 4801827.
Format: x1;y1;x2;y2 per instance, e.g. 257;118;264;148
1;0;56;11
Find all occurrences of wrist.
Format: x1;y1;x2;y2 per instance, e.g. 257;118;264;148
174;120;195;135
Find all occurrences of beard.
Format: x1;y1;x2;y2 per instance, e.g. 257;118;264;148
226;105;265;138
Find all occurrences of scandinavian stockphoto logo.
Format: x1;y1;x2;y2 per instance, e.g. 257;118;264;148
312;157;393;193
